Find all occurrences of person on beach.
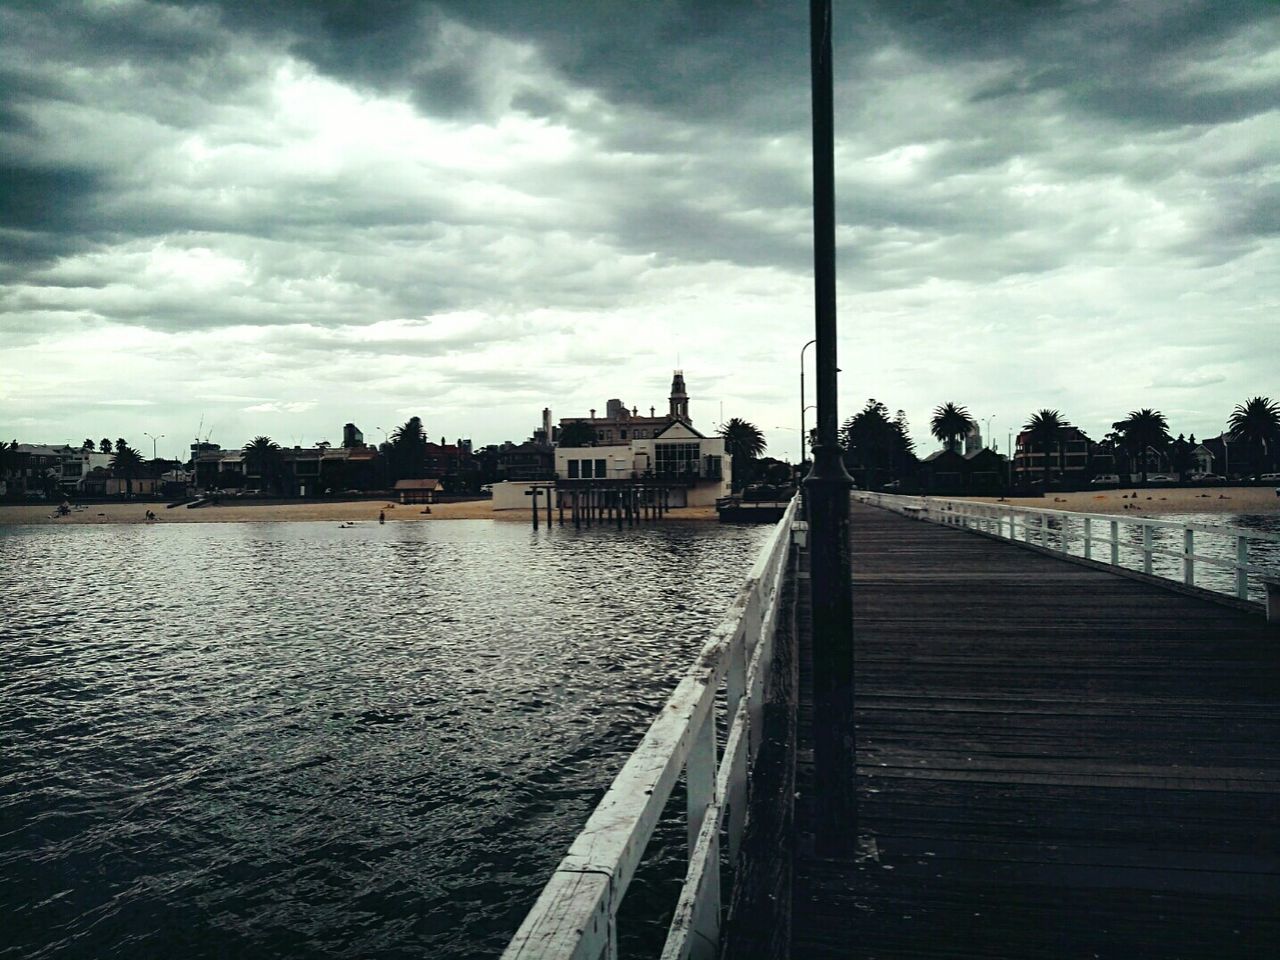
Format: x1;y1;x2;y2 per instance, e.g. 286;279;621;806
379;510;385;524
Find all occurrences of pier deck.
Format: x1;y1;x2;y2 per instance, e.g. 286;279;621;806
792;501;1280;958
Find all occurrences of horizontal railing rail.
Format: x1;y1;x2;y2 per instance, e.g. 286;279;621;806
857;492;1280;604
502;496;800;960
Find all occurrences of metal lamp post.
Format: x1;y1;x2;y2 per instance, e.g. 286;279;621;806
144;432;164;461
806;0;857;850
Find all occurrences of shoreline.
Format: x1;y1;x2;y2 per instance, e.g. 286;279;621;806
0;499;719;526
954;486;1280;516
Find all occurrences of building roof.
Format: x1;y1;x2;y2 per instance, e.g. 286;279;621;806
394;478;441;490
923;449;964;463
15;444;76;456
653;420;706;440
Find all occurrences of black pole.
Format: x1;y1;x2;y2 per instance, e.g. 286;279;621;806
805;0;857;852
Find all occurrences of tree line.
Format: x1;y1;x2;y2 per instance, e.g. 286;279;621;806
839;395;1279;489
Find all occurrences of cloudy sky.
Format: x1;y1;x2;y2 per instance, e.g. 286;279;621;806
2;0;1277;461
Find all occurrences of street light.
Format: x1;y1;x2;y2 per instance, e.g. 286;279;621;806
144;432;164;461
807;0;856;851
982;416;995;450
800;338;816;468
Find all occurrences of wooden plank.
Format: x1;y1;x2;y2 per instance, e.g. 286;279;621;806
791;499;1280;959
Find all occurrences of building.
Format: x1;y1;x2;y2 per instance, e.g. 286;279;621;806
394;478;439;504
554;419;730;507
917;448;1006;494
1190;443;1216;476
59;448;115;493
192;430;384;495
559;371;695;445
1013;426;1091;485
2;444;78;497
342;423;364;448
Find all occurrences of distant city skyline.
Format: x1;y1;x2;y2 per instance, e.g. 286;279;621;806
2;2;1277;463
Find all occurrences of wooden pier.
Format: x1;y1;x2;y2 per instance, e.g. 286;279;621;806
790;500;1280;958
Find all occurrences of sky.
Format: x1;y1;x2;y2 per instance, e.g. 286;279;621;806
2;0;1278;463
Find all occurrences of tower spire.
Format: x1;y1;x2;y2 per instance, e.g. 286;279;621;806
668;370;689;422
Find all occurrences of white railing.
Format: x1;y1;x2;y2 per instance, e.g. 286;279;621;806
502;496;800;960
857;492;1280;604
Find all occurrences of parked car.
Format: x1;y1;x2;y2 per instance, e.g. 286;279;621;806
1090;474;1120;485
1147;474;1176;482
1189;473;1225;483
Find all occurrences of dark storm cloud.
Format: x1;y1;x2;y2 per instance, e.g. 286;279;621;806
4;0;1275;293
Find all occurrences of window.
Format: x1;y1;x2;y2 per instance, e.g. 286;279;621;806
705;455;722;480
595;459;607;478
581;459;593;479
568;460;580;479
620;429;627;440
655;442;701;477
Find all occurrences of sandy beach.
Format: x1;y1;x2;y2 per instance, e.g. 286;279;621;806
0;499;719;526
956;486;1280;515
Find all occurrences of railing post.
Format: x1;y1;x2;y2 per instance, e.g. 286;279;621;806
1236;535;1249;599
1110;519;1119;566
1084;517;1092;560
687;706;717;855
1183;527;1194;585
1142;524;1153;575
1040;514;1049;548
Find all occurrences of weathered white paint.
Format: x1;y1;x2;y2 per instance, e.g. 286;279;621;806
1264;578;1280;623
502;496;799;960
858;492;1280;607
490;480;558;511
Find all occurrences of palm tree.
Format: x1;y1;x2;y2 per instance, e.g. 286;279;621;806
930;402;974;454
99;438;112;454
1227;396;1280;476
718;418;766;492
1022;409;1070;489
389;416;428;480
110;445;145;497
82;438;95;450
1114;408;1170;483
243;436;282;493
557;420;597;448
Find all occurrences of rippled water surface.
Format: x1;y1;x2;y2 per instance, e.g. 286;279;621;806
1;519;772;959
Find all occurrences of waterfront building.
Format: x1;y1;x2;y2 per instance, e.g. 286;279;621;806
554;418;730;507
394;478;439;504
1013;426;1092;485
2;444;79;497
918;448;1007;494
59;448;115;493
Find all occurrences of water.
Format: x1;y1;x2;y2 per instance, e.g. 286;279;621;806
0;519;773;960
1009;513;1280;602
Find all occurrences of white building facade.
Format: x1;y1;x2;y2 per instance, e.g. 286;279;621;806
554;420;731;507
